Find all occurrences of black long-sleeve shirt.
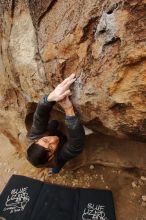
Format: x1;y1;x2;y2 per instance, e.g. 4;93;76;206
27;95;85;168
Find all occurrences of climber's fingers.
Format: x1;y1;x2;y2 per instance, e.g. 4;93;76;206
60;74;76;87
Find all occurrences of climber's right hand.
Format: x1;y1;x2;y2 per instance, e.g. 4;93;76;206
47;74;76;102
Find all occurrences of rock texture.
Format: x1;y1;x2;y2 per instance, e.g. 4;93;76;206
0;0;146;167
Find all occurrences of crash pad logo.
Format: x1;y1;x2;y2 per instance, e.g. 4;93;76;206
82;203;108;220
3;187;30;214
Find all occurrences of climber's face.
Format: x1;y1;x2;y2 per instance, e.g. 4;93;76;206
36;136;59;160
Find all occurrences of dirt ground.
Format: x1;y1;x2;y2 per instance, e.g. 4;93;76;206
0;133;146;220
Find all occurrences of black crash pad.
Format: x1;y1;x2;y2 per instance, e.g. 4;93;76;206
0;175;116;220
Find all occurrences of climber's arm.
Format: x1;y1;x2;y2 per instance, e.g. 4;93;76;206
57;97;85;166
28;74;76;140
28;95;55;140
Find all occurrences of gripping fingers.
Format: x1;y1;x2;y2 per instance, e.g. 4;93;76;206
62;78;76;91
61;74;76;86
59;90;71;100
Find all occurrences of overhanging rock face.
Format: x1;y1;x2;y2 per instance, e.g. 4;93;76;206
0;0;146;167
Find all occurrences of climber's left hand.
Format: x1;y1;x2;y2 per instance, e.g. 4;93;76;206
47;74;76;102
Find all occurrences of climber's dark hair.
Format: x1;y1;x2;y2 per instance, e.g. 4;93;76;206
26;127;67;167
27;130;67;168
27;142;50;167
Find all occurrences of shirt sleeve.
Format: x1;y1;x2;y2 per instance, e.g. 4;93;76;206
27;95;55;140
57;115;85;166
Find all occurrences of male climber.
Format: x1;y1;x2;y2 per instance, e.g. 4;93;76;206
27;74;85;175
